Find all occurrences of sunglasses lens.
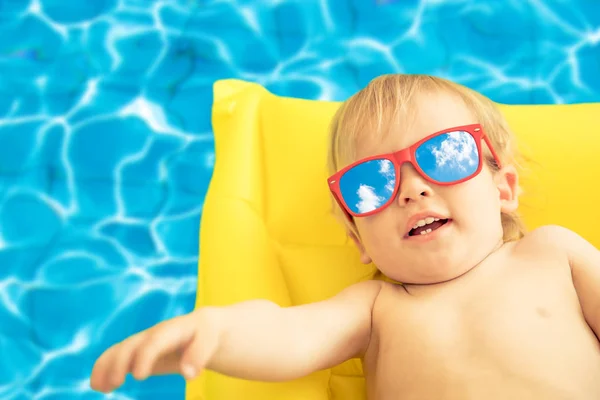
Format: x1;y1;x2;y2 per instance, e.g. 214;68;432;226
339;159;396;214
415;130;479;183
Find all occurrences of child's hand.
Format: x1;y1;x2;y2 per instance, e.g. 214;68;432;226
90;310;219;393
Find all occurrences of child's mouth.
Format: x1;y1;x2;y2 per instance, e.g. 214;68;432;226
408;218;449;237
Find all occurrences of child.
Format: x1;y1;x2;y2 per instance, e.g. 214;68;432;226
90;74;600;399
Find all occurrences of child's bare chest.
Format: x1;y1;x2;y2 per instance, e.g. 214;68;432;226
364;258;600;399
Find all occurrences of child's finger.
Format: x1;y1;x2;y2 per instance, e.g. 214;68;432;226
90;352;114;392
131;315;195;380
111;333;145;387
91;333;144;392
179;331;204;379
179;316;219;380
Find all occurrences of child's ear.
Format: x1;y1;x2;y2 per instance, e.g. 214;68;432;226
494;164;519;213
347;229;372;265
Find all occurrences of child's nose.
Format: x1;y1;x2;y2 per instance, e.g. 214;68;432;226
397;164;433;205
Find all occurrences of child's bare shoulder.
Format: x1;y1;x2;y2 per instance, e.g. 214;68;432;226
335;279;402;312
514;224;584;261
330;279;387;307
519;225;580;246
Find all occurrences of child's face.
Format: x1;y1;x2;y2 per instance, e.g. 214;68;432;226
347;91;519;284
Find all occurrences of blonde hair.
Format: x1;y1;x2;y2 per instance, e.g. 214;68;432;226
327;74;526;242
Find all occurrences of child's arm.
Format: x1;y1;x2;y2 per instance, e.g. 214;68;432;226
90;279;383;392
544;225;600;337
209;279;383;381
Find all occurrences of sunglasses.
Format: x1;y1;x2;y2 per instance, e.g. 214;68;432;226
327;124;501;218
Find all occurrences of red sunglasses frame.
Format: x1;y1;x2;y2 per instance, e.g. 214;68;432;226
327;123;502;219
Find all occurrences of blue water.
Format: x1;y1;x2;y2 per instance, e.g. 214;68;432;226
0;0;598;398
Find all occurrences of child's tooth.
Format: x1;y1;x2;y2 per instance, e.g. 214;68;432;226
425;217;434;224
434;218;440;221
425;228;432;233
417;219;426;227
420;230;427;235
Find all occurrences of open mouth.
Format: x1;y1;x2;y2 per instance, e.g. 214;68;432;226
408;218;450;237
